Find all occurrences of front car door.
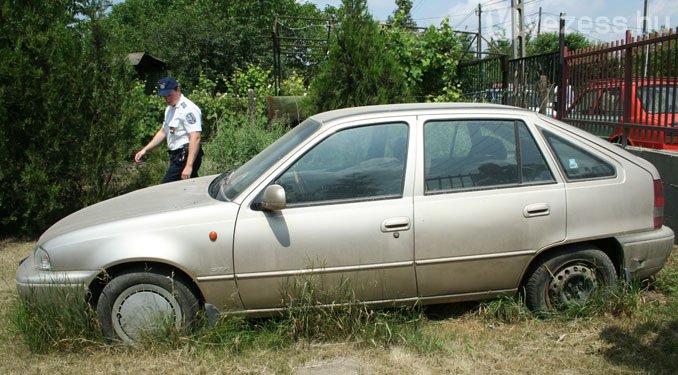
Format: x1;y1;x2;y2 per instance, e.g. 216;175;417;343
233;118;417;311
414;114;567;301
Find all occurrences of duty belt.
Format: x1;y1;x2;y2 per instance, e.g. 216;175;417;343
169;144;189;155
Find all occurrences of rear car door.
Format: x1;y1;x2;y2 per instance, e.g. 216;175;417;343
414;115;567;299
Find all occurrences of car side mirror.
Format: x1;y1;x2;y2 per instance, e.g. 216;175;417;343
259;184;286;211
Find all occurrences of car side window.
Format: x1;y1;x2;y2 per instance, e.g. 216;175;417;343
275;123;408;205
425;120;553;193
543;131;616;180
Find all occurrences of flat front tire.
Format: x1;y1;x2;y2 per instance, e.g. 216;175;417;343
96;271;200;343
525;246;617;314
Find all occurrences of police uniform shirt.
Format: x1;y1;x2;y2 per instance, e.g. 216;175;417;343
163;94;202;151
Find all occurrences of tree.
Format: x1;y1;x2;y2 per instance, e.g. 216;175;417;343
106;0;311;89
487;36;513;56
310;0;410;112
527;31;591;55
387;0;416;29
0;0;136;235
384;18;464;101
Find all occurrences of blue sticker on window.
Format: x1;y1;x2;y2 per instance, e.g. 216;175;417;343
186;113;196;124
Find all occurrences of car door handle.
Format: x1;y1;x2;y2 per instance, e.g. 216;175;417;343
381;217;411;232
524;203;550;218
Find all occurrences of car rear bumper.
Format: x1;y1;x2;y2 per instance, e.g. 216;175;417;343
15;253;98;301
616;225;675;279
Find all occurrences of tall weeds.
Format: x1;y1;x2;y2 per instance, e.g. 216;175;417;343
11;286;101;353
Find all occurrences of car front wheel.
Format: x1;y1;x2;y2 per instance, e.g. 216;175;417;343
96;271;200;343
524;246;617;315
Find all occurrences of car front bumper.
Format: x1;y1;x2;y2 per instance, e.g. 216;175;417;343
617;225;675;280
15;253;99;301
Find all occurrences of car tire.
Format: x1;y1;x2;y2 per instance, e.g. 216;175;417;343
524;246;617;315
96;271;200;343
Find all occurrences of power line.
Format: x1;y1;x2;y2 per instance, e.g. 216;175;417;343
412;0;426;14
542;11;643;31
484;4;512;13
453;8;478;29
482;0;506;7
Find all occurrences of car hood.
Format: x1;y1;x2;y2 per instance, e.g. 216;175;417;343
39;176;220;245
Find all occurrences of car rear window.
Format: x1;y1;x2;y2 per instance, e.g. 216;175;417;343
543;130;616;180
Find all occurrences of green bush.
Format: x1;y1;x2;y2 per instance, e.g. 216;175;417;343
0;2;139;235
201;113;289;176
383;17;464;102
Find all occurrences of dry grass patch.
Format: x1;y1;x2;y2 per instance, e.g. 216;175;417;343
1;239;675;374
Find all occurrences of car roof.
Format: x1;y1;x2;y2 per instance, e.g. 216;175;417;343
308;103;529;124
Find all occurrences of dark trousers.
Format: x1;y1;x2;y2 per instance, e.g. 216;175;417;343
162;145;204;184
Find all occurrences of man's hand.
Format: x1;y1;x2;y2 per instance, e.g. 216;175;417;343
135;127;166;163
134;148;146;163
181;165;193;179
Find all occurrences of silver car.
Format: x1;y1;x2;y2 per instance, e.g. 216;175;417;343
16;103;674;342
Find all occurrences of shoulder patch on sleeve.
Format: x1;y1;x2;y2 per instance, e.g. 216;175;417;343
186;112;197;124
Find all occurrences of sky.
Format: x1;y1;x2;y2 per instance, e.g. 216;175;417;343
298;0;677;45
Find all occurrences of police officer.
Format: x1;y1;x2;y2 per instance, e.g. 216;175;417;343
134;77;204;183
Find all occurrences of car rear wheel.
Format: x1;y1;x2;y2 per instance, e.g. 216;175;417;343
524;246;617;315
96;271;200;343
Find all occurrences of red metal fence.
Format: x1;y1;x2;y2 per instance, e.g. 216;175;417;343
561;29;678;151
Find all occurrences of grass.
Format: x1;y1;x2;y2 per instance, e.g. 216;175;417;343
11;284;101;353
1;238;676;374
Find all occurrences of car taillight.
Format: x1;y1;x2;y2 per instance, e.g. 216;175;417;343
654;179;665;229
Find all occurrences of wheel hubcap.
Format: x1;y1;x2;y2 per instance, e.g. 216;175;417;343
112;284;182;342
548;264;598;306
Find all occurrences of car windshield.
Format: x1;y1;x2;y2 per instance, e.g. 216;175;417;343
637;85;677;114
211;119;321;201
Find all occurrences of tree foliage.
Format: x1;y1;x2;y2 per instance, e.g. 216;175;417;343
489;31;592;57
527;31;592;55
384;17;464;102
310;0;410;112
105;0;301;88
387;0;416;29
0;0;137;235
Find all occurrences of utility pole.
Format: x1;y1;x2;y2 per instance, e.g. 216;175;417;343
476;3;482;59
643;0;649;77
642;0;649;35
511;0;526;58
557;13;566;120
537;6;542;36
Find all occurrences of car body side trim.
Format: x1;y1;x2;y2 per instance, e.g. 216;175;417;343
216;288;518;317
196;274;236;282
235;261;414;280
415;250;536;266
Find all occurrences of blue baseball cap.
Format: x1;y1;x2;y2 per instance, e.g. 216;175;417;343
157;77;179;96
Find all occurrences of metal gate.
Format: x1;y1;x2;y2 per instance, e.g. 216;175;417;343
458;52;559;115
561;29;678;150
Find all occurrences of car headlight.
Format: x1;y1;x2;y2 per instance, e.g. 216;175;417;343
33;246;51;271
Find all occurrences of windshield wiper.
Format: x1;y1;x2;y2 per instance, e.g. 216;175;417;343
208;171;230;199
